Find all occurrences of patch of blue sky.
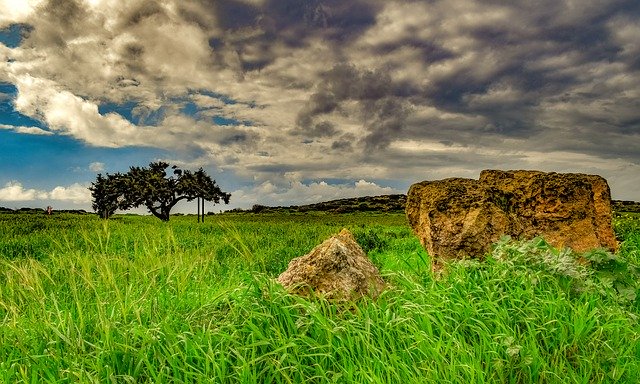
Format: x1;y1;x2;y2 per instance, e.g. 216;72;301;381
97;100;138;123
181;100;200;117
0;129;170;188
0;24;29;48
213;115;243;126
0;82;15;94
0;83;171;188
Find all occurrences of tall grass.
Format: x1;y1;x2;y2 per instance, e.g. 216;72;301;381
0;212;639;383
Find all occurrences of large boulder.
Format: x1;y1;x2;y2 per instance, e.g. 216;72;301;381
406;170;618;272
277;229;385;300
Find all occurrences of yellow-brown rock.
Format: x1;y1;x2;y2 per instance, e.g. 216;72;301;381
276;229;385;300
406;170;618;272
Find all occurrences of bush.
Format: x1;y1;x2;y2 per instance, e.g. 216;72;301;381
352;227;389;253
491;236;640;304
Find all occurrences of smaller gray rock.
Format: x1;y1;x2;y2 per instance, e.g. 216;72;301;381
277;229;385;300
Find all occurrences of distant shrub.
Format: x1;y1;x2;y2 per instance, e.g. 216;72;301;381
251;204;267;213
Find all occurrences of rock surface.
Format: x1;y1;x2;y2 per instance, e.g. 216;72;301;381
406;170;618;272
276;229;385;300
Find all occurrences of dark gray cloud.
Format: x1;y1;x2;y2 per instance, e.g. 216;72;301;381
394;1;639;159
183;0;380;73
209;0;260;31
295;63;413;149
214;126;261;150
384;1;638;145
261;0;379;45
307;0;640;154
331;139;352;151
360;97;410;150
219;132;249;146
372;38;455;65
305;121;337;138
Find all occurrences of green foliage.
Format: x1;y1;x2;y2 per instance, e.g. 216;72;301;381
89;161;231;221
352;227;390;253
0;212;639;383
492;236;590;282
491;236;640;305
89;173;125;219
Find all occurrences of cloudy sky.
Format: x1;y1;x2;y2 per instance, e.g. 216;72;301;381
1;0;639;212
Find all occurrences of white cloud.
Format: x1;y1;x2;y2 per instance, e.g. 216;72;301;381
0;0;43;27
0;181;91;203
89;162;105;172
0;181;48;201
11;74;144;147
49;183;92;204
0;123;52;135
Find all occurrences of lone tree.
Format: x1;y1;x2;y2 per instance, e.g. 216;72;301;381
89;161;231;221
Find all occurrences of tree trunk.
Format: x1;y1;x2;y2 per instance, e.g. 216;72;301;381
160;207;170;221
147;199;179;221
148;206;170;221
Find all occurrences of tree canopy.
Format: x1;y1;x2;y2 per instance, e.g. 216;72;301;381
89;162;231;221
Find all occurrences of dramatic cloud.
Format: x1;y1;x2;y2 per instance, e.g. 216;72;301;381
1;0;639;206
295;63;412;150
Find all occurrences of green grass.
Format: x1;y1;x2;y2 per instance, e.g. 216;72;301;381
1;212;639;383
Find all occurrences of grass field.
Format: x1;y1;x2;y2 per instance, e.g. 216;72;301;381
1;211;639;383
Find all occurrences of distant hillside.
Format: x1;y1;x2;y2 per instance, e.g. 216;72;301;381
228;195;640;214
228;194;407;214
612;200;640;213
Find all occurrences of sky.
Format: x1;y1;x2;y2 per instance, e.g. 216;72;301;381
0;0;639;213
